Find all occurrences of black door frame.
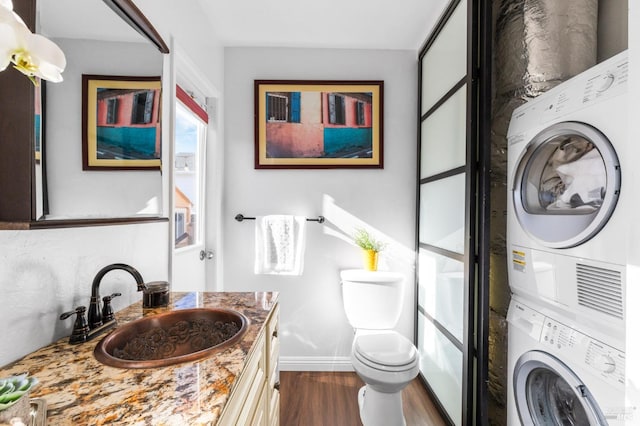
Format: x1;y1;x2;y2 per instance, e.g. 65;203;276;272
415;0;492;424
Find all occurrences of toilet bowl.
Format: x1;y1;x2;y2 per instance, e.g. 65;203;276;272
340;270;420;426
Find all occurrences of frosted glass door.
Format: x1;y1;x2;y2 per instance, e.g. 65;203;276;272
420;0;467;115
420;86;466;178
416;0;475;424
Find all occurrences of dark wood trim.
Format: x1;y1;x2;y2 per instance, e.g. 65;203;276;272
0;0;36;222
0;216;168;231
102;0;170;54
40;80;50;218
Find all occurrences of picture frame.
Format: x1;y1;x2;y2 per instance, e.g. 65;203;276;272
254;80;384;169
82;75;162;170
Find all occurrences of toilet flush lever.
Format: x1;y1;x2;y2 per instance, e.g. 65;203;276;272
200;250;214;261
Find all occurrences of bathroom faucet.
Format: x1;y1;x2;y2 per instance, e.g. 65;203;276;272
88;263;146;329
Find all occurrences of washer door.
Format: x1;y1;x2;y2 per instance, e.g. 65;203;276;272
514;350;607;426
512;121;620;248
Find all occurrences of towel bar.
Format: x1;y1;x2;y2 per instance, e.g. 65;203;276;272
235;214;325;224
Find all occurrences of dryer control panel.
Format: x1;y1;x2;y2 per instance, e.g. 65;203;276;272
543;53;628;120
507;50;628;139
540;317;625;388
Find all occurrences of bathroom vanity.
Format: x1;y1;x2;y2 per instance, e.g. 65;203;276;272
0;292;280;425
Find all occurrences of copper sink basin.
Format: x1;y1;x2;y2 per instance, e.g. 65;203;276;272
94;308;249;369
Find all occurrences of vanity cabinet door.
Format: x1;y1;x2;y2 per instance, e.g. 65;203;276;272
266;304;280;426
217;331;266;425
217;303;279;426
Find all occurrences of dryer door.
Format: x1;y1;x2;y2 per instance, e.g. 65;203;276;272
514;350;607;425
512;121;620;248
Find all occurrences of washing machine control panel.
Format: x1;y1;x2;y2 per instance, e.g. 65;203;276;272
540;317;625;387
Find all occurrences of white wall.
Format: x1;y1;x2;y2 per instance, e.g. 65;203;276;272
136;0;224;96
223;47;417;370
0;223;168;365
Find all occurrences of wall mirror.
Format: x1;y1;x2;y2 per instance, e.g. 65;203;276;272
33;0;169;223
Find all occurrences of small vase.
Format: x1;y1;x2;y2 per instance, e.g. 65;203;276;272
363;250;379;271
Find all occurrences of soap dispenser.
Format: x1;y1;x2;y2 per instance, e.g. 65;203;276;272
142;281;170;308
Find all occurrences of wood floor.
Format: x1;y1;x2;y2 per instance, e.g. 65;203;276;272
279;371;447;426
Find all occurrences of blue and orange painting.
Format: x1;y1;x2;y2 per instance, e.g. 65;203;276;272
265;90;373;158
95;87;161;160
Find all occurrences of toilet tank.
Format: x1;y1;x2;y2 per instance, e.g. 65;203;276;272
340;269;404;330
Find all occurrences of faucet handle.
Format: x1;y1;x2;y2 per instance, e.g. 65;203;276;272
101;293;121;322
59;306;89;345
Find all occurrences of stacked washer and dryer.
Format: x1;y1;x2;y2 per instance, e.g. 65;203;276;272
506;51;629;424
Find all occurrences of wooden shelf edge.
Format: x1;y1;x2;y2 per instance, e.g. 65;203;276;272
0;216;169;230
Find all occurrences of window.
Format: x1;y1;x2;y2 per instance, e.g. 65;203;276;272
175;210;187;242
355;101;365;125
266;92;301;123
174;87;207;249
131;90;155;124
106;98;118;124
267;94;288;121
328;93;345;125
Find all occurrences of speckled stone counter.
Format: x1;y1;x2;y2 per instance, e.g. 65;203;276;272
0;291;278;425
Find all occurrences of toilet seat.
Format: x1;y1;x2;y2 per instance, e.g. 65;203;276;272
354;331;418;372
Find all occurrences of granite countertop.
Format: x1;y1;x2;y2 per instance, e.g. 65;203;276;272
0;291;278;425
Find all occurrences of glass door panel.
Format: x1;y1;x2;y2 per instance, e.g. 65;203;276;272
418;248;464;342
418;312;463;426
174;101;205;249
417;0;483;424
419;173;466;254
420;0;467;115
172;87;209;293
420;85;467;179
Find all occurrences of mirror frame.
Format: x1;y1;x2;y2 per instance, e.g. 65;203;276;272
102;0;170;54
0;0;170;229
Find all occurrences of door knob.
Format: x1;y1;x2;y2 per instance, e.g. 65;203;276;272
199;250;214;261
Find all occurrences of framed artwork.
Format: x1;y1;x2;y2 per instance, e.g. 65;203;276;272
82;75;162;170
254;80;384;169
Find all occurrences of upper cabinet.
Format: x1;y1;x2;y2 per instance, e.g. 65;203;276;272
0;0;169;229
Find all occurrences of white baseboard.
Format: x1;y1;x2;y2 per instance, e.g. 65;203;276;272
279;356;354;372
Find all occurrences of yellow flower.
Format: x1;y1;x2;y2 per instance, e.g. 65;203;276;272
0;1;66;84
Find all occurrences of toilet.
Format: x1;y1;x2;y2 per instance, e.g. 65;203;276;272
340;269;420;426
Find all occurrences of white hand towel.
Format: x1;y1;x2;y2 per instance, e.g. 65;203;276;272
254;215;306;275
